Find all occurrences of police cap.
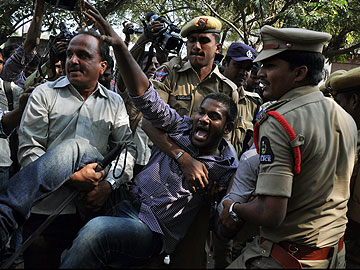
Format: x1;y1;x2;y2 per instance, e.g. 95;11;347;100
180;16;222;38
330;67;360;95
255;25;332;62
226;42;258;62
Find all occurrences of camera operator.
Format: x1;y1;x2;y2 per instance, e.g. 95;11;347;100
24;40;68;89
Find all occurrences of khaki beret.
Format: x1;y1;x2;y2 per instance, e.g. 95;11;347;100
330;67;360;94
324;70;346;91
254;25;332;62
180;16;222;38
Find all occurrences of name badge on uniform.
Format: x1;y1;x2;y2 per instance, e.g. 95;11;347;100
260;136;274;164
176;95;192;101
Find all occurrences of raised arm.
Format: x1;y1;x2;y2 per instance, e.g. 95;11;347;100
0;0;44;83
24;0;45;54
83;1;148;96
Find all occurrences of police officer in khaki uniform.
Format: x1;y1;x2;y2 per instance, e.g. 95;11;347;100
329;67;360;268
152;16;238;118
221;42;262;157
218;25;357;269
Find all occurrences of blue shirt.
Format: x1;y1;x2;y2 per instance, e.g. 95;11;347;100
131;84;239;253
0;45;34;88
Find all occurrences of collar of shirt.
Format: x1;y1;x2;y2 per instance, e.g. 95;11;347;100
280;85;320;101
178;61;220;78
52;76;109;100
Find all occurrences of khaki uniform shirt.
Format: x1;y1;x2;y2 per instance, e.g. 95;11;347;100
231;87;261;157
256;85;357;248
151;56;238;118
348;130;360;223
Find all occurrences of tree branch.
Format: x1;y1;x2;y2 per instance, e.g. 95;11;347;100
264;0;297;26
199;0;242;37
324;42;360;58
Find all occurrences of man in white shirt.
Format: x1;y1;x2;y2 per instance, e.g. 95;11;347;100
17;29;136;268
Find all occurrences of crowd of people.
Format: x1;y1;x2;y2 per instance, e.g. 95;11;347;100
0;0;359;269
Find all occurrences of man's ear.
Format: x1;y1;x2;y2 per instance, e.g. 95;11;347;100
294;65;308;83
99;60;108;75
224;121;235;135
216;43;222;54
350;93;360;110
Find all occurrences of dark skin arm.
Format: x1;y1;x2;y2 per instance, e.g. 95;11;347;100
83;1;148;96
219;195;288;238
142;119;209;192
23;0;45;54
78;180;111;212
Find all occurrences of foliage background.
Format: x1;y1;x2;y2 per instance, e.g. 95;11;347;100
1;0;360;62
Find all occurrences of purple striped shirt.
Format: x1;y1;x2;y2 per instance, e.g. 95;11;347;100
130;84;238;253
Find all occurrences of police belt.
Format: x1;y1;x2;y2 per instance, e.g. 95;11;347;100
260;236;344;268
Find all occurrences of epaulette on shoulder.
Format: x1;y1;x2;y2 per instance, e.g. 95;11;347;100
166;56;184;70
244;90;262;103
218;73;237;91
263;99;292;112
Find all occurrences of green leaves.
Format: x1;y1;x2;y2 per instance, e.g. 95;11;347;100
1;0;359;62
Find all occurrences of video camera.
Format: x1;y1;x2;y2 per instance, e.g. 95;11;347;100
39;22;76;79
122;21;144;35
144;12;184;54
50;22;75;59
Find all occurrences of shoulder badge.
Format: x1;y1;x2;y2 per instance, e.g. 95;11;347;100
259;136;274;164
154;66;169;82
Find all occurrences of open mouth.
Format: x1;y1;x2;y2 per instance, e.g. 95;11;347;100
194;126;209;141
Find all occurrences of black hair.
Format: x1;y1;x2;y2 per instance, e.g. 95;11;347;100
201;92;237;123
106;55;114;71
3;43;20;59
276;50;325;85
74;29;110;62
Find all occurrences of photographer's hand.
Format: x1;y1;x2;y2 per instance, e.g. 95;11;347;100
147;20;164;35
123;21;134;46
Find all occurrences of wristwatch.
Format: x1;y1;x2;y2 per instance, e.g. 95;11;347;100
229;202;242;222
